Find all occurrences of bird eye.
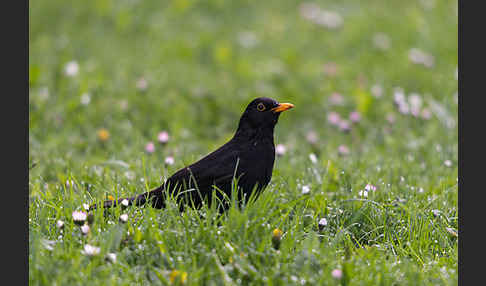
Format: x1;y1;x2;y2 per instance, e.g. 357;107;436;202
257;103;266;111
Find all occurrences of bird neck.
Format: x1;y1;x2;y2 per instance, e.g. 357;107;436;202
234;121;275;144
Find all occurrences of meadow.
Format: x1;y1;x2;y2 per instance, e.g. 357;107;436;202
29;0;458;285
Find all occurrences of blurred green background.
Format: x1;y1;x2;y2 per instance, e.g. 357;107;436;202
29;0;457;285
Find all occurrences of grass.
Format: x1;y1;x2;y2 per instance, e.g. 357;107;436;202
29;0;458;285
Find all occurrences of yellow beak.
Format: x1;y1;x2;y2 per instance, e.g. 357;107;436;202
271;103;294;113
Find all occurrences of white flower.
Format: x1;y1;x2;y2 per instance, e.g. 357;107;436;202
65;179;74;188
80;93;91;105
80;224;90;235
444;160;452;167
165;156;175;165
72;211;87;225
56;220;64;229
318;218;328;228
409;48;434;68
309;153;318;164
106;253;117;263
408;94;423;116
432;209;440;217
41;239;56;251
393;88;406;105
314;11;343;29
124;171;135;180
82;203;90;211
446;227;457;237
358;190;368;198
301;185;311;195
299;3;343;29
82;244;100;256
119;214;128;223
371;84;383;98
275;144;287;156
121;199;129;207
64;61;79;77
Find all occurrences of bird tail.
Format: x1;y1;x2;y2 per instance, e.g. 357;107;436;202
89;186;166;211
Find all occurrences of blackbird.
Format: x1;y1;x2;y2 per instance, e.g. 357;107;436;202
90;97;294;212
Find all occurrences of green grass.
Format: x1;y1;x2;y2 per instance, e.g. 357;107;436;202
29;0;458;285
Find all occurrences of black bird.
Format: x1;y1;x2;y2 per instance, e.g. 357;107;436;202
90;97;294;212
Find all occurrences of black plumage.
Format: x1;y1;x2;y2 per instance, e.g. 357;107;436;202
90;97;294;212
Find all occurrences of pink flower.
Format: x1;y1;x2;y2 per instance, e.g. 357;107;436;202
306;131;318;144
411;106;420;117
393;88;406;106
349;111;361;123
327;112;341;126
275;144;287;156
398;103;410;115
157;131;170;144
145;142;155;153
338;120;351;132
329;93;344;105
165;156;175;165
331;269;343;279
72;211;87;225
365;184;377;191
420;108;432;120
337;145;350;156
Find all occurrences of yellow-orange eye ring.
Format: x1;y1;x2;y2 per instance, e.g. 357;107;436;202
257;103;266;111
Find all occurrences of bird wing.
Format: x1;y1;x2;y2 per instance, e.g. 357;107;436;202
165;139;242;198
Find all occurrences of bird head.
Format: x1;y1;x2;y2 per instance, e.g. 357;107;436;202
236;97;294;137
